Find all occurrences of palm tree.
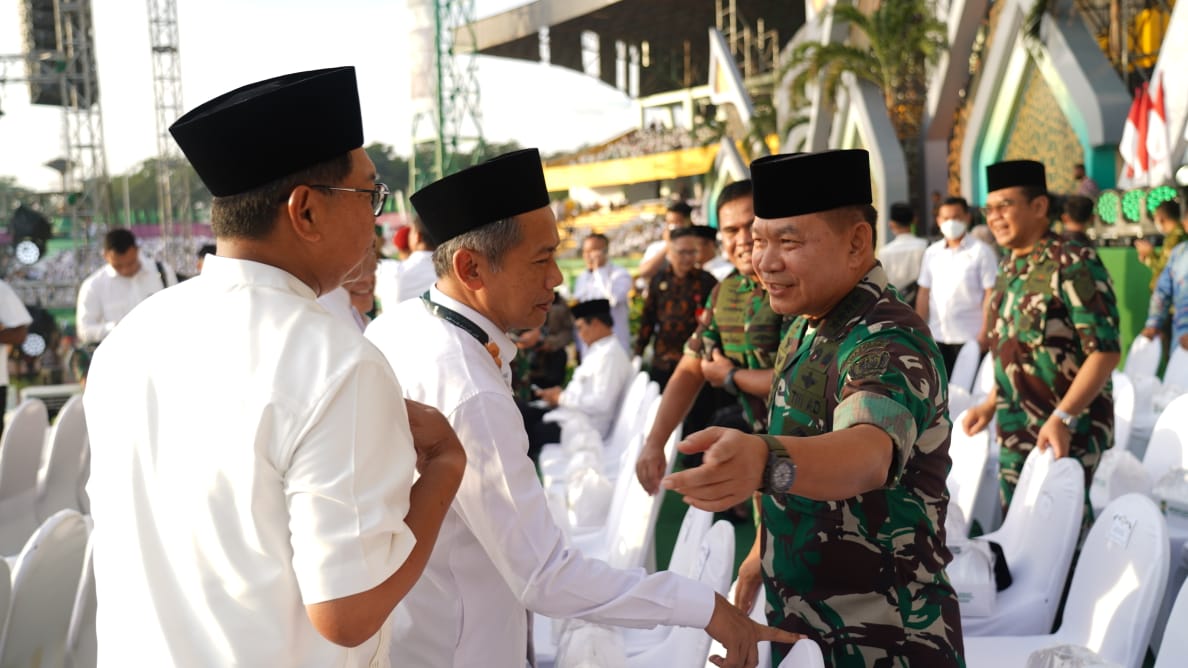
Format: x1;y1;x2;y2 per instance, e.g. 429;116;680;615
784;0;948;213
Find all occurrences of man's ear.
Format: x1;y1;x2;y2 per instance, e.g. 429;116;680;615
286;186;322;243
849;221;872;263
452;247;485;290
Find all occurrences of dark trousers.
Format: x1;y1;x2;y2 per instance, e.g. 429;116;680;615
937;342;964;380
517;400;562;462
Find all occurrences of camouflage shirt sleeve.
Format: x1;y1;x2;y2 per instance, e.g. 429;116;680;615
684;281;724;358
1061;245;1121;355
832;330;943;487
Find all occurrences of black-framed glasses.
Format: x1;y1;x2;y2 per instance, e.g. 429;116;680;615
311;182;390;216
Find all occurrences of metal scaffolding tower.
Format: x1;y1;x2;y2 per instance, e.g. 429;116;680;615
146;0;190;269
408;0;487;194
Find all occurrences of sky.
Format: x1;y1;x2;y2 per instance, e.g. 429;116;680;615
0;0;638;192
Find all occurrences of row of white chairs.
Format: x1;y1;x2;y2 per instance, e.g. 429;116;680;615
0;396;89;557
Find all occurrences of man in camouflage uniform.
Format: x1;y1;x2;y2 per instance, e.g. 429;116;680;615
635;180;785;494
963;160;1120;514
663;150;963;667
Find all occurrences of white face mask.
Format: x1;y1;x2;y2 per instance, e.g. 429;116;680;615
939;219;967;240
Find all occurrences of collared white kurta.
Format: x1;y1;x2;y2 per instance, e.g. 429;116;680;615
366;286;714;668
84;255;418;668
76;258;177;343
548;334;632;438
572;263;632;353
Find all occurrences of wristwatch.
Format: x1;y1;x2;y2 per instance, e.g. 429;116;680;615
1052;408;1079;430
723;367;740;396
759;434;797;495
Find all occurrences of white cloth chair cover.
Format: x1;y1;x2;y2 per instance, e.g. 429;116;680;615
624;521;734;667
972;353;995;404
962;449;1084;635
1164;346;1188;390
1089;449;1152;518
65;537;95;668
946;410;990;539
553;620;626;668
950;341;982;392
705;578;771;668
630;356;642;376
1111;371;1135;454
963;494;1169;668
0;509;89;668
1154;567;1188;668
1124;334;1162;381
35;394;88;524
0;558;10;647
948;385;973;423
666;508;714;579
0;399;49;556
777;639;826;668
1142;394;1188;484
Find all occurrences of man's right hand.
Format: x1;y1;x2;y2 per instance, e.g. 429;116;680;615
1140;326;1159;339
733;536;763;615
962;401;994;436
635;438;668;495
705;593;802;668
1135;238;1154;262
404;399;466;478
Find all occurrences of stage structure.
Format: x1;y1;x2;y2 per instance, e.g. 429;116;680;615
408;0;488;195
147;0;191;270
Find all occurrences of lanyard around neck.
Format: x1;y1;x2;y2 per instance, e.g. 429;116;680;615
420;291;503;368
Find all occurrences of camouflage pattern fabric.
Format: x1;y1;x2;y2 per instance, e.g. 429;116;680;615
684;271;787;430
987;232;1119;513
763;264;963;667
635;266;716;375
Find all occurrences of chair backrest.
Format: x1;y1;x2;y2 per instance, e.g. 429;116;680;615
36;394;89;523
1142;393;1188;482
1164;345;1188;389
606;396;672;570
0;509;89;667
1154;577;1188;668
989;449;1084;630
777;639;826;668
0;399;49;502
630;355;642;376
972;353;996;403
1111;371;1135;453
950;341;982;392
1058;494;1169;668
948;385;973;424
666;507;714;578
607;372;649;453
946;410;990;532
0;558;10;644
65;538;96;668
1124;334;1162;381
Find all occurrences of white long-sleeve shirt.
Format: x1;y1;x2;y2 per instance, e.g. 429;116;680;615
366;286;714;668
572;263;632;353
548;334;632;438
375;250;436;308
76;259;177;343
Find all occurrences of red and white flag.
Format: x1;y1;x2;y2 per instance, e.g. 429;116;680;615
1147;72;1172;185
1119;82;1151;188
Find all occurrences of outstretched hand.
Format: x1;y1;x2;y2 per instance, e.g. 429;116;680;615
662;427;766;512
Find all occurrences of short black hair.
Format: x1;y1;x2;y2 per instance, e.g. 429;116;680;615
210;152;353;239
889;202;914;226
940;196;969;213
716;180;753;216
667;201;693;218
103;228;137;254
197;244;217;258
584;233;609;248
1063;195;1094;224
1156;200;1182;221
580;312;614;328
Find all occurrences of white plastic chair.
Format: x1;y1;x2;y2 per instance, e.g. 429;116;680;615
777;639;826;668
971;353;995;404
624;521;735;667
1112;371;1135;454
961;449;1084;636
0;399;50;555
1124;334;1162;381
35;394;89;523
0;509;90;668
950;341;982;392
65;538;96;668
964;494;1170;668
1164;345;1188;389
946;410;991;539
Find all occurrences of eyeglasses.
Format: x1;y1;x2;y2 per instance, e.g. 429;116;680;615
980;199;1016;218
310;182;390;216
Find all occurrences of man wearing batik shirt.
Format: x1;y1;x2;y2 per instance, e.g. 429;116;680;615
635;226;717;388
963;160;1120;515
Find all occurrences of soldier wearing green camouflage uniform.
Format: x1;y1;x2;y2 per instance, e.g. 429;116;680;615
964;160;1120;517
662;150;964;667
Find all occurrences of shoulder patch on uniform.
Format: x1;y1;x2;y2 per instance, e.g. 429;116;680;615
849;346;891;380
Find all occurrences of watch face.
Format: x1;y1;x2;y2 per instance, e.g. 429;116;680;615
772;458;796;492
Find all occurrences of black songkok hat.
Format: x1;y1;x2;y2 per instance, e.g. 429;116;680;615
751;149;872;219
411;149;550;245
688;225;718;241
170;66;363;197
986;160;1047;193
571;299;611;320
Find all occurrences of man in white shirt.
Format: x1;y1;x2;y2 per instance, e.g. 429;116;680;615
694;225;736;281
572;232;632;353
76;227;178;345
84;66;464;668
636;200;693;284
522;298;631;456
877;202;927;306
0;278;31;433
915;196;998;375
376;217;437;308
366;148;797;668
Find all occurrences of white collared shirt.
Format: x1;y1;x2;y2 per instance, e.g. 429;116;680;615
572;263;632;352
366;286;714;668
917;235;999;344
878;233;928;292
0;279;32;386
317;286;367;332
376;250;436;308
85;255;417;668
76;258;177;343
702;254;736;282
551;334;632;437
